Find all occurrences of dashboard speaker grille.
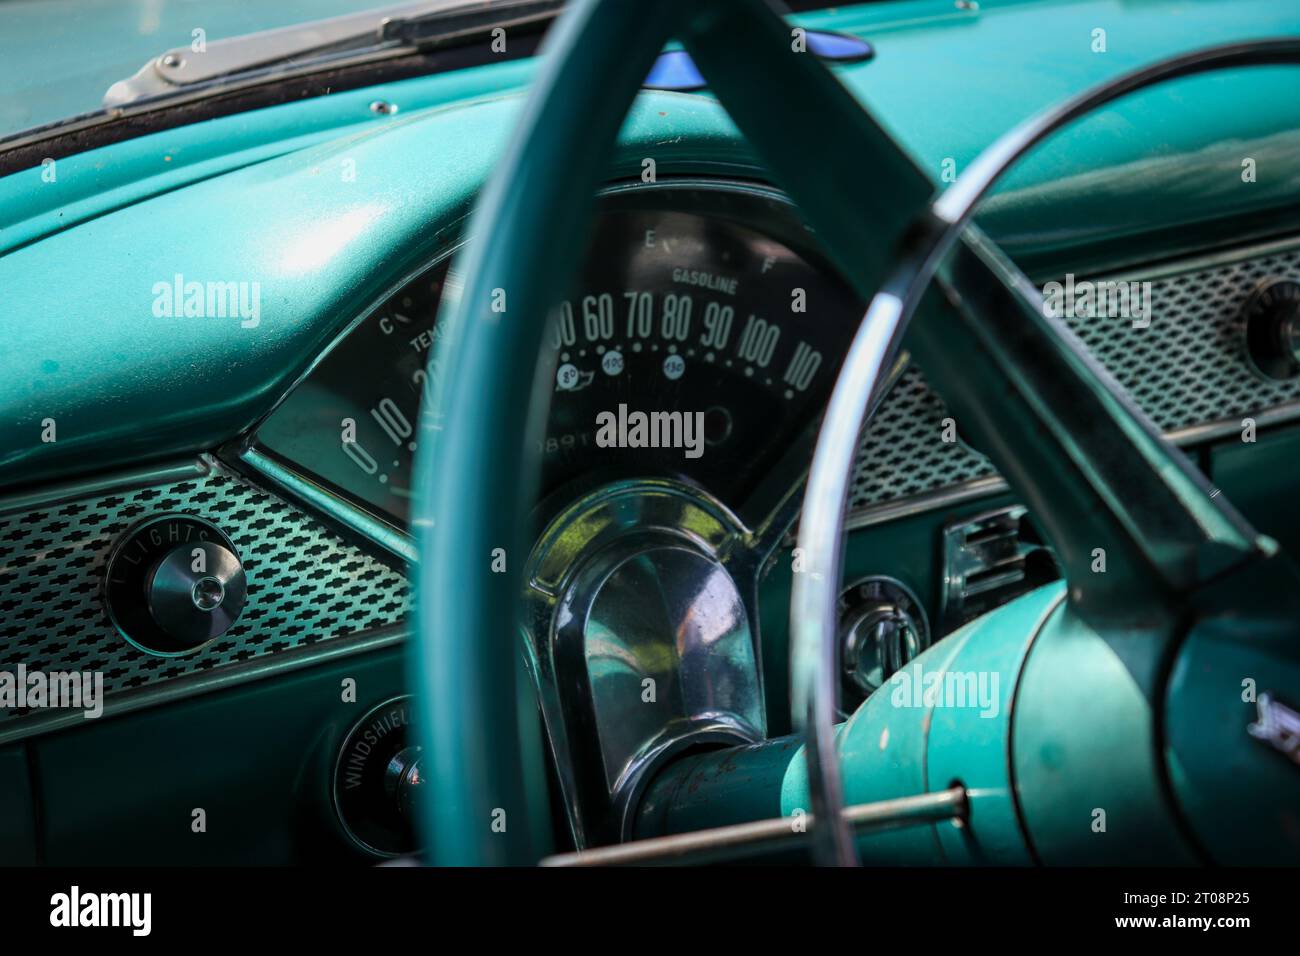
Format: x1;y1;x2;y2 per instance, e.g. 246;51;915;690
848;240;1300;515
849;366;998;510
1060;244;1300;431
0;461;408;724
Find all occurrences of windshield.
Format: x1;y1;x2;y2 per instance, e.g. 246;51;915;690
0;0;420;140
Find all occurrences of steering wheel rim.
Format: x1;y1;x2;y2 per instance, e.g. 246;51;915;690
412;0;1296;866
790;37;1300;865
413;0;695;866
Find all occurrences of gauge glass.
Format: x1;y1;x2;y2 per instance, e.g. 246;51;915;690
252;186;865;529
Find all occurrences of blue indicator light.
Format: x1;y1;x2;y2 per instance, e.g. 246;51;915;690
643;50;707;91
806;31;874;62
644;32;873;91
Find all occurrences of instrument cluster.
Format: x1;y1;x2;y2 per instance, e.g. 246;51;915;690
251;183;866;534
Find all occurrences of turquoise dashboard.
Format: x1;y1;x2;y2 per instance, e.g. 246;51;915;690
1;0;1299;868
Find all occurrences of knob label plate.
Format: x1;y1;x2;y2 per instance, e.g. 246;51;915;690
104;513;245;656
332;695;420;857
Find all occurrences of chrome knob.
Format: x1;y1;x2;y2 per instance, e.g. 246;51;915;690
1243;277;1300;381
104;514;246;655
145;539;246;648
386;747;425;822
838;576;929;711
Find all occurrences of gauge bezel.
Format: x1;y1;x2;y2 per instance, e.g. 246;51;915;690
1240;275;1300;383
232;177;861;560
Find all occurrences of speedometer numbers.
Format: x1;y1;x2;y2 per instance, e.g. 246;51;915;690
252;263;451;526
553;296;821;399
541;196;861;517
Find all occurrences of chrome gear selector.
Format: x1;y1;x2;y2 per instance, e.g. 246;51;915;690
104;514;247;655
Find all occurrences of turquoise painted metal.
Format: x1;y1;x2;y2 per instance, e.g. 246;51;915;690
0;0;1297;867
0;89;759;489
638;583;1065;864
1164;557;1300;865
3;0;1298;490
1013;599;1198;864
0;59;537;253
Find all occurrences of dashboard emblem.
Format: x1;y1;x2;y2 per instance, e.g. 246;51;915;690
1248;692;1300;767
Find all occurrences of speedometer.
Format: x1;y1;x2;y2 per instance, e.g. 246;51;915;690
249;183;864;533
540;184;862;521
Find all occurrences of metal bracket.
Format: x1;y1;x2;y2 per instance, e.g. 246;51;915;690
938;504;1059;634
522;479;766;849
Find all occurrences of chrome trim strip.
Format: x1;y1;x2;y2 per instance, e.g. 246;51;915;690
1165;399;1300;446
0;458;208;518
0;623;406;747
1091;232;1300;286
240;448;418;563
844;475;1011;532
842;396;1300;530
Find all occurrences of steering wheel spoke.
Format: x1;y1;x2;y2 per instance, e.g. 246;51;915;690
791;37;1300;865
919;225;1262;621
682;0;933;300
413;0;930;866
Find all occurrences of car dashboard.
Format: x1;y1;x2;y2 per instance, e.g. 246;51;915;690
2;0;1299;866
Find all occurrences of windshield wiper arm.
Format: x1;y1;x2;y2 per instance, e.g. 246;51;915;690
104;0;564;109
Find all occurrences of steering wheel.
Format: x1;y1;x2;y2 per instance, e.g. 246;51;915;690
411;0;1300;865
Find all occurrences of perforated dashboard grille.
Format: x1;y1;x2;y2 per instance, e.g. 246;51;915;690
0;460;409;724
1063;244;1300;431
849;366;999;509
846;239;1300;514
